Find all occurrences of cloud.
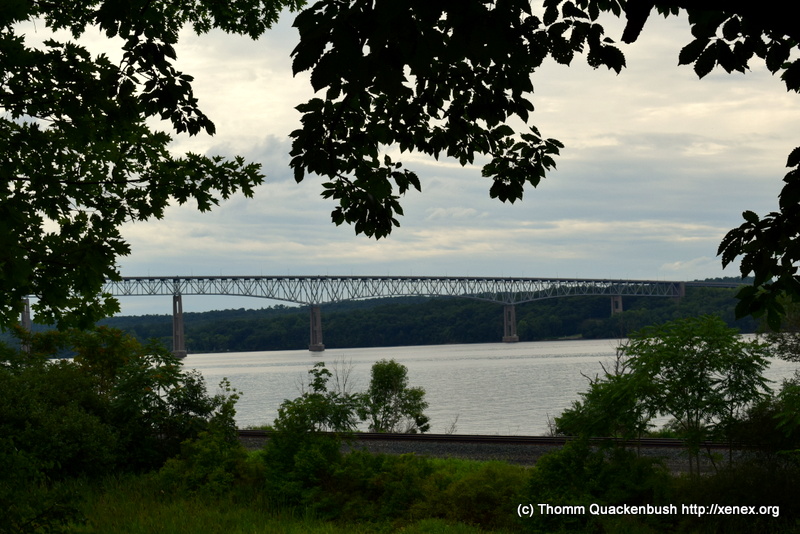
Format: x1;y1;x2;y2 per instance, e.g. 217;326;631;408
660;257;722;274
425;207;487;221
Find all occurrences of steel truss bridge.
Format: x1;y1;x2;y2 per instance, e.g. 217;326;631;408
97;276;738;355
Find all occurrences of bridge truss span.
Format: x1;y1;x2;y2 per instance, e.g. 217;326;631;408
102;275;686;306
95;275;729;354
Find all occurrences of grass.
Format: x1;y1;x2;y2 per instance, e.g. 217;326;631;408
66;467;513;534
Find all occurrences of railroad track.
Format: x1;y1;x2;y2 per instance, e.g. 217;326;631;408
237;429;739;450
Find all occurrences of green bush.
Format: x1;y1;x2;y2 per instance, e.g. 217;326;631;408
673;455;800;533
158;429;249;497
157;380;249;497
1;328;242;532
358;359;430;433
0;438;85;534
521;440;672;533
259;359;432;514
0;358;119;481
421;461;528;530
261;429;344;509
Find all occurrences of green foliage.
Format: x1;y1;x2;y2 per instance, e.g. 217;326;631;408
673;455;800;533
156;378;250;497
261;359;431;514
0;437;86;534
285;0;800;321
291;0;635;238
358;359;430;433
624;316;772;449
73;462;521;534
266;359;429;437
0;1;310;329
555;352;650;440
158;427;249;498
420;461;528;530
316;451;434;522
555;316;773;475
273;362;361;435
261;362;356;506
0;327;240;532
728;372;800;454
774;371;800;441
763;300;800;362
0;351;119;480
719;154;800;328
523;439;672;533
260;443;530;530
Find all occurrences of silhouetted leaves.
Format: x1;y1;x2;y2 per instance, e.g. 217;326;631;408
289;0;624;238
1;1;304;328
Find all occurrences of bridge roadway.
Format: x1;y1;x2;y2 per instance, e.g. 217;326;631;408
97;276;739;355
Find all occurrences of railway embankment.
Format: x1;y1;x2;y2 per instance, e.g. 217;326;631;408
238;430;751;473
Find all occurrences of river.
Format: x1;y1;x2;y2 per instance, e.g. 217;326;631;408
184;338;798;436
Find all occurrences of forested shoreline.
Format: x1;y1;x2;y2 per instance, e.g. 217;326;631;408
96;279;757;353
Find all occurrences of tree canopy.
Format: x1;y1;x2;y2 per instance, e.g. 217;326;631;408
0;0;303;328
556;315;772;474
288;0;800;321
4;0;800;329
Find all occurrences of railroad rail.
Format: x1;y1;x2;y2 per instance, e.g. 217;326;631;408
236;429;739;450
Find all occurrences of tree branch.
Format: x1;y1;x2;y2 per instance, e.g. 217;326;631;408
622;0;800;44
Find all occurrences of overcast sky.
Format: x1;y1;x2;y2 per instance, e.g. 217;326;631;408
22;8;800;316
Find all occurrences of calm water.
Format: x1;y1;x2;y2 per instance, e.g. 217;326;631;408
185;338;798;436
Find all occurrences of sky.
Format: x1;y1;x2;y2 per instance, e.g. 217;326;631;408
19;7;800;316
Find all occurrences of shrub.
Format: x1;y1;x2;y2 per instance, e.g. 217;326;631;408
358;359;430;433
673;455;800;533
1;328;242;531
521;440;672;532
157;380;248;497
426;461;528;530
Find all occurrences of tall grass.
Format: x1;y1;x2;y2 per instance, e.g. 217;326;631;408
68;470;505;534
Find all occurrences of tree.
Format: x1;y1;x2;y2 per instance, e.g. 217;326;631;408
358;359;430;433
555;348;651;441
0;326;239;531
288;0;800;319
556;315;772;473
272;361;360;434
1;0;304;329
622;315;771;473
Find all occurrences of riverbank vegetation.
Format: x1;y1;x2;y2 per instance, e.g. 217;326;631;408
86;280;755;353
3;319;800;533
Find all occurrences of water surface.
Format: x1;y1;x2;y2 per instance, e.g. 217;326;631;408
185;339;797;435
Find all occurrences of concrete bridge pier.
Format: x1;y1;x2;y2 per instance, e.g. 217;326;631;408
309;305;325;352
20;298;32;352
172;294;187;359
502;304;519;343
610;295;623;314
20;298;32;331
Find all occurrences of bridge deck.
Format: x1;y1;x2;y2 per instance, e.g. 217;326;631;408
99;275;730;306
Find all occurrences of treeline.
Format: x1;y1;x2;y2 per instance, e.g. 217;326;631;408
96;279;759;353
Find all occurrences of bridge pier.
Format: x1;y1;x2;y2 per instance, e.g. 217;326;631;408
20;298;32;352
172;294;187;359
309;305;325;352
502;304;519;343
610;295;623;314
